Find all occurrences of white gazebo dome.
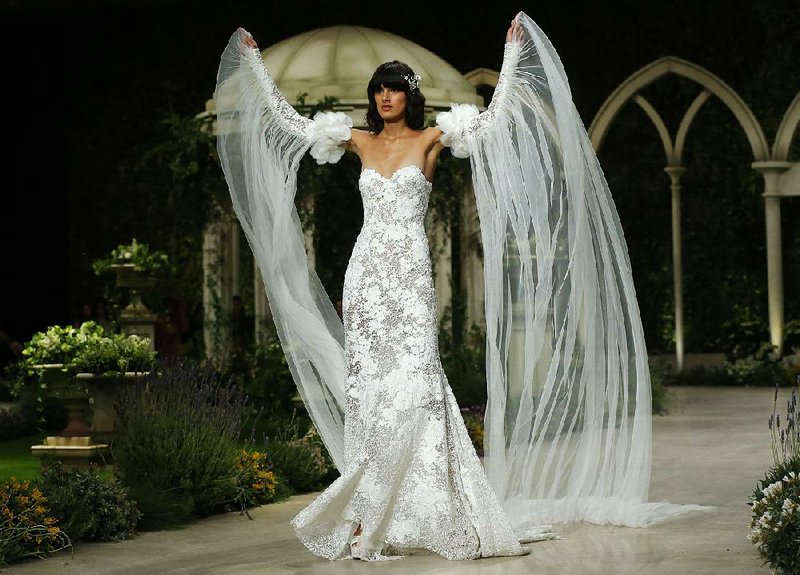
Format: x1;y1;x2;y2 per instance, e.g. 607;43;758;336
258;25;483;110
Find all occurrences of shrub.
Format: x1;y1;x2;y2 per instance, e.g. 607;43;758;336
648;362;670;414
769;379;800;465
229;332;296;418
0;404;36;440
267;418;337;493
750;379;800;572
232;449;287;513
0;477;71;565
461;404;485;456
750;469;800;574
18;322;155;377
112;359;249;529
37;463;140;542
70;333;155;375
20;322;107;368
440;324;488;407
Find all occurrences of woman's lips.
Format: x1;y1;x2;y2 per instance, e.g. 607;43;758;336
382;105;392;110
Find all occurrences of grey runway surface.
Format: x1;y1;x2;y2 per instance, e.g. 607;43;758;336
4;386;776;574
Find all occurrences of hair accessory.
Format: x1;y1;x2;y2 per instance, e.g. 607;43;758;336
403;73;421;91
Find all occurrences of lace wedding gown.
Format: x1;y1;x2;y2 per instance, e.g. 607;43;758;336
216;10;707;565
289;164;537;560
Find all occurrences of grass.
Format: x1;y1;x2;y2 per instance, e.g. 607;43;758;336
0;433;46;482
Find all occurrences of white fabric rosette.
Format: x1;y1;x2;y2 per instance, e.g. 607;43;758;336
309;111;353;165
435;103;480;159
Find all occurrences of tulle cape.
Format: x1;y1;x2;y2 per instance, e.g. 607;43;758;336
438;13;707;527
215;13;707;530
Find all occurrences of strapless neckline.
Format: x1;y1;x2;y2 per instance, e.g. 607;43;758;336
359;164;432;187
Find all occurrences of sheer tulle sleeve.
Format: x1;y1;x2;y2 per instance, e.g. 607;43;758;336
437;12;709;529
216;28;350;470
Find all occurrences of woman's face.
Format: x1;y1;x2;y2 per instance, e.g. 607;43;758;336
374;84;407;123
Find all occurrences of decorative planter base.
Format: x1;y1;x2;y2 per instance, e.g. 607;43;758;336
31;436;110;471
45;377;91;437
76;372;148;443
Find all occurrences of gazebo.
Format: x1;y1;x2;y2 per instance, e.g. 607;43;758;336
204;25;497;361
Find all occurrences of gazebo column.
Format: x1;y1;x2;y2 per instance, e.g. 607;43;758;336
230;219;241;298
427;215;452;326
461;182;485;329
664;166;686;372
202;216;234;363
753;161;792;355
302;194;316;269
253;263;271;345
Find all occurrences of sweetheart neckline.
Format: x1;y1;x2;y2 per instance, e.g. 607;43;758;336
360;165;432;186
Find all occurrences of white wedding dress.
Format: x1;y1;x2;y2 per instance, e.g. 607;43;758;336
289;164;539;560
215;10;707;564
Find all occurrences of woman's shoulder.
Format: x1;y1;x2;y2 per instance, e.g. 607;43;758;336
423;126;444;139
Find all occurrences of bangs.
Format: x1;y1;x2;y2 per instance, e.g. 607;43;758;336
369;69;407;93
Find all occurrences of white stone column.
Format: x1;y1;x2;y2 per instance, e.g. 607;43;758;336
461;182;485;329
427;214;452;326
664;166;686;372
202;218;233;364
253;262;271;345
753;161;792;354
301;194;316;269
230;219;241;298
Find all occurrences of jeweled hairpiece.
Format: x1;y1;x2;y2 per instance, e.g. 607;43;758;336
403;73;421;91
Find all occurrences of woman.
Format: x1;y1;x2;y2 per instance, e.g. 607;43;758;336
217;11;695;563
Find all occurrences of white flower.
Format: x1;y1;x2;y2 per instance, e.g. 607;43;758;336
309;111;352;165
436;103;479;159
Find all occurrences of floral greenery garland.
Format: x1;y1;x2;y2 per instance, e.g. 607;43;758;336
92;238;173;276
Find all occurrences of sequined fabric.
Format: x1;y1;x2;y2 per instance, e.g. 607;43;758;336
289;165;530;561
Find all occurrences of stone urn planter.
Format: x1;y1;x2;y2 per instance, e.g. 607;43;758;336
33;363;91;437
75;371;149;442
109;263;158;350
111;263;158;312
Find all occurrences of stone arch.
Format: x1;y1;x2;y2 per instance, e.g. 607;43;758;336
774;92;800;161
589;57;769;161
586;57;772;370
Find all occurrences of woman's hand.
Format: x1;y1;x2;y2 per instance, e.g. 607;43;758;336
239;27;258;49
505;19;524;45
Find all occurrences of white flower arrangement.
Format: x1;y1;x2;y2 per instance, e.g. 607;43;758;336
750;472;800;571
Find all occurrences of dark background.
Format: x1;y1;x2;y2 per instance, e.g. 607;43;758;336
1;0;798;349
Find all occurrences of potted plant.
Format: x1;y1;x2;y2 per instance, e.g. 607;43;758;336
92;238;173;277
92;238;172;294
17;323;109;437
92;239;173;344
72;332;157;440
17;323;156;439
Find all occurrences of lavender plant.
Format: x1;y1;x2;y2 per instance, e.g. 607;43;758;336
112;359;249;529
769;378;799;466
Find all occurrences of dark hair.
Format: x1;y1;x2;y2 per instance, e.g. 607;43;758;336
365;61;426;133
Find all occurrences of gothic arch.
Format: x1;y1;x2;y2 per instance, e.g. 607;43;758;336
774;92;800;161
588;56;769;162
585;56;775;370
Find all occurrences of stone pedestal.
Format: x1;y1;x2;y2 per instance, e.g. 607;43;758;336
47;378;91;437
76;371;148;443
112;264;157;351
31;436;110;471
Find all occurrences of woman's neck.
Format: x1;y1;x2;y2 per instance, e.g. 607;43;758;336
380;118;412;139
